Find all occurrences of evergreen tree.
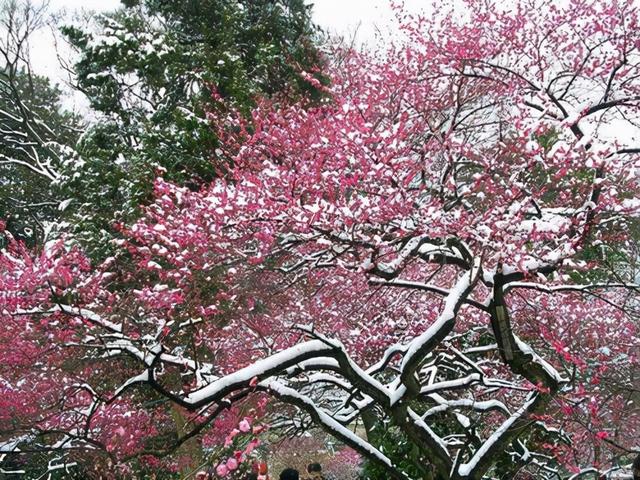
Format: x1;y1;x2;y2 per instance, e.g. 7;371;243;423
0;0;83;248
62;0;325;258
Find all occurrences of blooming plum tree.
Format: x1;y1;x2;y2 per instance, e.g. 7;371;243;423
2;0;640;479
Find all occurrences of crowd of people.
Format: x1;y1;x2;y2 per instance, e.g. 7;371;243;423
279;462;326;480
247;462;327;480
197;461;328;480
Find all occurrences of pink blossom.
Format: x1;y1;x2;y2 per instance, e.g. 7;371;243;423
226;458;238;471
224;428;240;447
216;464;229;477
238;418;251;432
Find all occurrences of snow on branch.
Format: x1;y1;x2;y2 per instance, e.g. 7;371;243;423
266;380;411;480
399;257;482;394
458;392;539;477
185;340;336;406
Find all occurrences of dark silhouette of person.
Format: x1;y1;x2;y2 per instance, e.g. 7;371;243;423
306;463;324;479
279;468;299;480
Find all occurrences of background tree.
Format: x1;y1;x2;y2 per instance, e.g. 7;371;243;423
0;0;83;247
60;0;325;259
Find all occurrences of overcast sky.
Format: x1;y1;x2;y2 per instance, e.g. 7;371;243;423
31;1;429;81
41;0;428;36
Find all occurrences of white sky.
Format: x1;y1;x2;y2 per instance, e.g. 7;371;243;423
310;0;428;42
42;0;428;35
31;0;429;81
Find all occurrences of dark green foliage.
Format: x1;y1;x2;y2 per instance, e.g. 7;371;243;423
568;216;640;283
359;425;433;480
